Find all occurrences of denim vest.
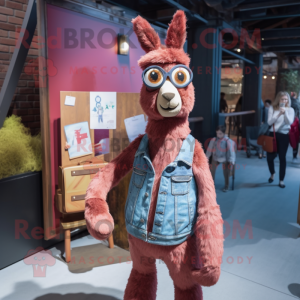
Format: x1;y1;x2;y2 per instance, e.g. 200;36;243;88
124;134;198;246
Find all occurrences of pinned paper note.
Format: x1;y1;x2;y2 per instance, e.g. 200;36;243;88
124;114;147;142
65;96;76;106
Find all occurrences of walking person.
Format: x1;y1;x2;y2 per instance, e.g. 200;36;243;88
262;99;272;124
267;91;295;188
206;125;236;192
220;92;228;113
220;92;228;127
261;99;272;158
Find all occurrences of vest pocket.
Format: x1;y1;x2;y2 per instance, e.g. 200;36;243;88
171;176;192;195
133;168;146;188
125;168;146;224
171;176;192;234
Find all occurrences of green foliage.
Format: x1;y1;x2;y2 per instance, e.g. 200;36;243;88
280;70;300;95
0;115;42;180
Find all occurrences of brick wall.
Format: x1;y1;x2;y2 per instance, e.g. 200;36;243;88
0;0;40;135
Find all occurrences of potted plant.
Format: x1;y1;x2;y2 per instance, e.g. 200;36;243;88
0;115;57;270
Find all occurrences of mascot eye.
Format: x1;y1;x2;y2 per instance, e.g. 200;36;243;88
144;68;163;88
171;67;190;87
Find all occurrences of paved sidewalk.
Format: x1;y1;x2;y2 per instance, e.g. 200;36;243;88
0;147;299;300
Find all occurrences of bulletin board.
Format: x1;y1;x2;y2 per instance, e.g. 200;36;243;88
60;92;95;166
60;91;113;167
59;91;147;166
36;0;167;239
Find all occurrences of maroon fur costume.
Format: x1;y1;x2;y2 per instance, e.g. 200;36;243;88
85;10;224;299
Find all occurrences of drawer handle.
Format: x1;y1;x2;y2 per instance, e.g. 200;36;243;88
71;194;86;201
71;169;99;176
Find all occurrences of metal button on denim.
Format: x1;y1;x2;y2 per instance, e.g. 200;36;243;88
145;192;149;197
140;218;144;223
166;166;175;173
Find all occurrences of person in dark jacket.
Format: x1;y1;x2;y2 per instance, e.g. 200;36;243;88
235;94;243;113
220;92;228;113
262;99;272;124
290;92;300;164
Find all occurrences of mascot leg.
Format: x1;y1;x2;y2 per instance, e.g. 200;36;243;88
163;235;203;300
174;284;203;300
124;235;158;300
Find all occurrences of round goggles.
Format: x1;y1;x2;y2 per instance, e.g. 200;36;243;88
142;64;193;90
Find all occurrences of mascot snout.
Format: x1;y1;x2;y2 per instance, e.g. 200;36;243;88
156;80;182;117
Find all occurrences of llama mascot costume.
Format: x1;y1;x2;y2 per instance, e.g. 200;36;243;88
85;10;224;300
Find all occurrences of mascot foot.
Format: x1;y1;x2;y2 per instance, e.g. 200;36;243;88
174;284;203;300
192;266;221;287
124;268;157;300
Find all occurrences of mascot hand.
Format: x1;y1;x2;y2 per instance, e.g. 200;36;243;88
192;265;221;287
85;198;114;240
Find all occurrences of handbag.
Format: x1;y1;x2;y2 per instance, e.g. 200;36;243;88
257;124;277;152
289;117;300;148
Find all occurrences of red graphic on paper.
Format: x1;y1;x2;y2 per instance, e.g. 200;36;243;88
74;128;88;144
23;247;56;277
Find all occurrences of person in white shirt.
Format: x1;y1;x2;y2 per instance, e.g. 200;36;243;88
267;91;295;188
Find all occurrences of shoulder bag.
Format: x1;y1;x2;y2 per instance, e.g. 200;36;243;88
257;124;277;152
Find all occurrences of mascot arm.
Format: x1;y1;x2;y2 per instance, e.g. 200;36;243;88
85;134;144;240
191;139;224;286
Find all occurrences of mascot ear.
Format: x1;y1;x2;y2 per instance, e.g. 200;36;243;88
132;16;161;53
165;10;187;49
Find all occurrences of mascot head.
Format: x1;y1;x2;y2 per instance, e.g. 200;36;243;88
132;10;195;121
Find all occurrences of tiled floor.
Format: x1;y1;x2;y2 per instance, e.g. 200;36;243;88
1;147;300;300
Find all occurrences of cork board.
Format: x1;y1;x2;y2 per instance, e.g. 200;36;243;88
60;92;93;166
60;91;113;167
60;92;146;166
